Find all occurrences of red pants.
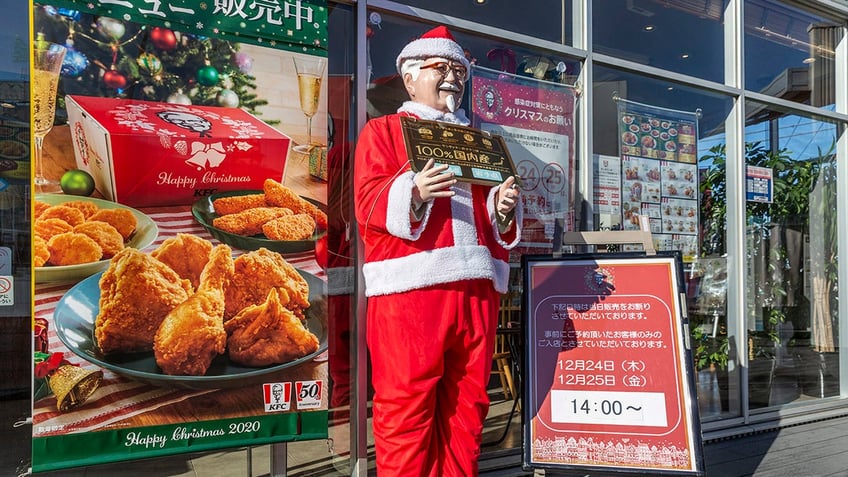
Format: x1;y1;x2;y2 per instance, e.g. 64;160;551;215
367;279;499;477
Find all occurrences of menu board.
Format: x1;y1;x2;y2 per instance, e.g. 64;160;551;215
618;105;700;262
522;252;704;475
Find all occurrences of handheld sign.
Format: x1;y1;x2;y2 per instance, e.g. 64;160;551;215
400;116;519;186
522;252;704;476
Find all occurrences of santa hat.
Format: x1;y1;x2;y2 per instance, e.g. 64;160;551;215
395;25;470;74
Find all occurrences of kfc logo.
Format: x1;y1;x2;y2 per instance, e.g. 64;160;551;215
263;382;292;412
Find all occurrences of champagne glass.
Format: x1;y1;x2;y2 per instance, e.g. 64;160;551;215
292;56;326;153
32;41;66;193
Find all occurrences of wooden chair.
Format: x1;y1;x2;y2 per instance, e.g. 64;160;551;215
491;291;519;401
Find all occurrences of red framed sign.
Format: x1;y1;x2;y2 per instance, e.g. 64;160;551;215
522;252;704;475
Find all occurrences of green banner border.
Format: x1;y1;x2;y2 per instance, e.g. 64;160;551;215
32;410;327;472
44;0;328;56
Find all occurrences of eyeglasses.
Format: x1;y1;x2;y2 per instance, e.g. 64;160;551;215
420;61;468;81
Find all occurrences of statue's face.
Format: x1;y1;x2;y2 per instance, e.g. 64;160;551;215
403;57;467;113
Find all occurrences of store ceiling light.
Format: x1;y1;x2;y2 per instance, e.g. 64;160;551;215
643;25;655;32
475;0;487;5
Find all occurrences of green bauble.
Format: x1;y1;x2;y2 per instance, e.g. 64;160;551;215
137;52;163;76
60;169;96;196
196;65;220;86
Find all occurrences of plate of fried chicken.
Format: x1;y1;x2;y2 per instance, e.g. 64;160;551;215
52;237;327;389
192;178;327;254
34;194;159;284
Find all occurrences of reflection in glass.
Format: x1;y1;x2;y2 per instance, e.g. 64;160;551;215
742;102;839;408
592;0;725;83
744;0;842;107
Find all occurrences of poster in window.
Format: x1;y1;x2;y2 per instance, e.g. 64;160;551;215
617;101;700;262
30;0;330;471
471;66;576;258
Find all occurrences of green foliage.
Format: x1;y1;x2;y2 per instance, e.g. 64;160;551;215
693;326;729;370
699;139;839;352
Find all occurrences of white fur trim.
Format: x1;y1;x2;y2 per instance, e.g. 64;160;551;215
398;101;469;125
362;245;510;296
396;37;470;74
386;171;429;240
487;185;523;249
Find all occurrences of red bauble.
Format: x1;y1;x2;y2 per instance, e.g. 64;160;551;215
103;69;127;89
149;27;177;51
314;235;328;270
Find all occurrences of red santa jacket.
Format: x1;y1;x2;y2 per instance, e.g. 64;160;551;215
354;102;522;297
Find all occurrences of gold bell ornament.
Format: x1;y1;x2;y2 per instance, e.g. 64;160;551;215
48;364;103;412
36;352;103;412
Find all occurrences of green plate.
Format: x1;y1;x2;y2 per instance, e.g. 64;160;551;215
35;194;159;284
53;269;327;389
192;189;326;253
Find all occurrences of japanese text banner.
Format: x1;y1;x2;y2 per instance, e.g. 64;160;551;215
47;0;328;55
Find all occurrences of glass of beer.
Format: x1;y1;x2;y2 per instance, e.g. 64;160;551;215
292;56;326;153
32;40;66;193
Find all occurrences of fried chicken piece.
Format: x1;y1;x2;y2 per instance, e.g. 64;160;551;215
34;200;51;219
47;232;103;265
34;218;73;241
63;200;100;219
151;233;213;289
224;248;310;321
33;236;50;267
89;208;137;240
262;213;316;241
212;207;292;236
95;248;193;354
39;205;86;227
263;179;328;230
225;288;319;367
74;221;125;258
212;193;268;215
154;245;234;375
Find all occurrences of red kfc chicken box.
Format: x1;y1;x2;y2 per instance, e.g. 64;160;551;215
65;95;291;207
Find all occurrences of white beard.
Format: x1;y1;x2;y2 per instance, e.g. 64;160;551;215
446;94;457;113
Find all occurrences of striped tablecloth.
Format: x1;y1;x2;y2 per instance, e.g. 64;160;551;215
33;206;325;437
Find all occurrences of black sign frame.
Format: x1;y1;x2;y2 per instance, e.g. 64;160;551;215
400;116;520;186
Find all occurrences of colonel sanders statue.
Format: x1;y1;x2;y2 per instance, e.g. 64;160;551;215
354;25;522;476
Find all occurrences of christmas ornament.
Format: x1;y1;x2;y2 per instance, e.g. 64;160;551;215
234;52;253;73
48;363;103;412
216;89;239;108
149;26;177;51
96;17;126;41
196;64;220;86
167;91;192;105
137;52;163;76
34;351;103;412
61;43;89;78
60;169;96;196
103;69;127;89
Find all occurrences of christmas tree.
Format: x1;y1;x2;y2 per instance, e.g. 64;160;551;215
33;4;269;123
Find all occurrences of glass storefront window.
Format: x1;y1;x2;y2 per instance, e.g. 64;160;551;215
744;0;842;107
367;13;581;118
592;0;726;83
390;0;570;44
592;65;736;419
743;101;840;409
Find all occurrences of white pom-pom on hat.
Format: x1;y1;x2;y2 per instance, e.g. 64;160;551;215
395;25;470;74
